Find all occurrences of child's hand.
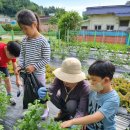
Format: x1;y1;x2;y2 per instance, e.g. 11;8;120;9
16;79;22;86
60;120;73;128
15;66;21;75
26;65;35;73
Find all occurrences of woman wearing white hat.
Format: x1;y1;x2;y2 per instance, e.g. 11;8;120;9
38;57;90;121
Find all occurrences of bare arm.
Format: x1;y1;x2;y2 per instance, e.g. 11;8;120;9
61;111;104;128
12;62;22;86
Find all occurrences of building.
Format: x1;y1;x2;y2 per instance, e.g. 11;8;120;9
39;16;51;24
0;15;11;24
82;4;130;31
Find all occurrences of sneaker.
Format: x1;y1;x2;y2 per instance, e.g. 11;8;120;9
9;97;16;106
7;94;16;106
41;108;49;120
54;111;70;121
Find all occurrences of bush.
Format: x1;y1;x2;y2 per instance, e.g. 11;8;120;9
2;24;12;31
0;72;8;118
2;24;21;31
112;78;130;112
12;24;21;31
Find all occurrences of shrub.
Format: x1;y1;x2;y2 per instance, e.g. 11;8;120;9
112;78;130;112
0;72;8;118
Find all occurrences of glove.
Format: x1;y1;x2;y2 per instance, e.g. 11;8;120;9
38;87;47;99
17;85;23;97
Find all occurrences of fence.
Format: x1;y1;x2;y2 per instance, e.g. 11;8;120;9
48;30;130;45
1;26;130;46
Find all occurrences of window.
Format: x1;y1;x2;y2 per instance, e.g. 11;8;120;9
106;25;114;31
95;25;101;30
120;20;129;26
81;26;88;30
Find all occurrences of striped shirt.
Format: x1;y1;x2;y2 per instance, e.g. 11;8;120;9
19;35;50;76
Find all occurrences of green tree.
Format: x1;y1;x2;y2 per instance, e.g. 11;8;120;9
49;16;57;25
49;8;66;24
0;0;43;17
83;14;88;20
58;11;81;40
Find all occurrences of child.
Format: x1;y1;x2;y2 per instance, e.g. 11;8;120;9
15;9;50;118
61;60;120;130
0;41;21;105
38;57;90;121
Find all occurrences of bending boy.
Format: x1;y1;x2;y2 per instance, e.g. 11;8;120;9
0;41;21;105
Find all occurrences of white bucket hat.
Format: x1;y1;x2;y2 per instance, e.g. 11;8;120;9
53;57;86;83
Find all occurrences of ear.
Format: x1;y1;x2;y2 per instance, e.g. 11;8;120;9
32;22;37;28
104;77;110;83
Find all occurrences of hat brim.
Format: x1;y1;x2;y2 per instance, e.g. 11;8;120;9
53;68;86;83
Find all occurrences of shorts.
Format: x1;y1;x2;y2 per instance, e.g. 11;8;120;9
0;67;10;77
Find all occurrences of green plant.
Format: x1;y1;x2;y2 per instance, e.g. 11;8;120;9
112;78;130;112
46;64;55;84
0;72;8;118
58;11;81;40
41;119;82;130
76;47;90;62
0;125;4;130
15;100;46;130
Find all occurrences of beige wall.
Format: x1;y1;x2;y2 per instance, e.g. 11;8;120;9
81;14;130;31
89;14;119;30
81;20;90;29
118;17;130;31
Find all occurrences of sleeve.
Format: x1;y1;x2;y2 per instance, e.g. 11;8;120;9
12;58;16;62
75;84;90;118
98;99;119;119
49;78;63;107
49;78;61;96
34;40;50;70
18;42;24;68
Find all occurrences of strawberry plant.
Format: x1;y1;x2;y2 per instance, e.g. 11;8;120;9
0;72;8;118
0;125;4;130
112;78;130;113
41;119;82;130
15;100;46;130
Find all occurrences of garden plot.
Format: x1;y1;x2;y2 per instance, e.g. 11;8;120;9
1;75;130;130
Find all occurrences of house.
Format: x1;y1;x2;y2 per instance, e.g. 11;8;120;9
82;4;130;31
39;16;51;24
0;15;11;24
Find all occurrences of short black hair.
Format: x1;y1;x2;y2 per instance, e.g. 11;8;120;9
88;60;115;80
7;41;21;57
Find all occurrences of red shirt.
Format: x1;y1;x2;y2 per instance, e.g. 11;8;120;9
0;43;16;67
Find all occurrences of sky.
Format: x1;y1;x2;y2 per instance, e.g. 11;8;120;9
31;0;128;15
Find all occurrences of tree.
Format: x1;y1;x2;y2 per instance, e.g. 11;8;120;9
0;0;43;17
83;14;88;20
58;11;81;40
49;8;66;25
49;16;57;25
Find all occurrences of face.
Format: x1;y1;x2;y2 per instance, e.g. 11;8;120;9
5;47;15;59
63;81;77;89
88;75;105;92
20;23;37;38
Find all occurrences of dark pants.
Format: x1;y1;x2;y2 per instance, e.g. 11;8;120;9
0;67;10;77
51;95;77;117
